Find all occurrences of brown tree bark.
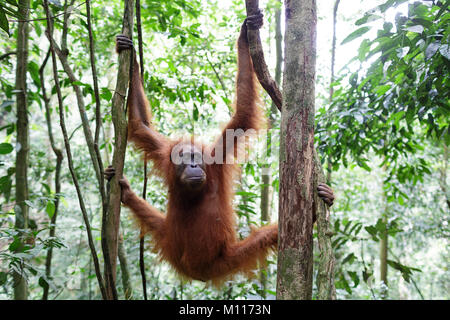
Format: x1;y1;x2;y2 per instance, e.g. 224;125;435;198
276;0;317;300
104;0;134;300
13;0;30;301
245;0;335;300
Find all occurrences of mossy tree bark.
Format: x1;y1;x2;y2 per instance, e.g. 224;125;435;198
276;0;317;300
13;0;31;301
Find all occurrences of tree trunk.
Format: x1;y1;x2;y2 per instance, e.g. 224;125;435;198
276;0;317;300
314;153;336;299
118;232;133;299
380;224;388;298
13;0;31;301
260;1;282;298
39;50;64;300
104;0;134;300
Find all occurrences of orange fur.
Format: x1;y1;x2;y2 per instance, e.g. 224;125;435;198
122;23;277;285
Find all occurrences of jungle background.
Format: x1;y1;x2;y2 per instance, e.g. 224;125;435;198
0;0;448;300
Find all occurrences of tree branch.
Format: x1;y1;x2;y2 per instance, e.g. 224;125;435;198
84;0;118;300
245;0;282;111
0;51;17;61
44;30;102;186
136;0;148;300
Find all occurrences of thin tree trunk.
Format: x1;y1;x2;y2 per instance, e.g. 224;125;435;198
43;0;107;300
13;0;30;300
84;0;118;300
380;225;388;297
46;0;101;186
259;1;282;298
380;161;389;299
439;143;449;210
245;0;282;111
327;0;340;184
139;158;148;300
136;1;148;299
276;0;317;300
39;49;64;300
104;0;134;300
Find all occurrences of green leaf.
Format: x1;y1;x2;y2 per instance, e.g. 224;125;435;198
38;277;48;288
9;238;21;251
405;25;424;33
0;143;13;154
342;253;356;265
365;225;379;240
387;259;421;283
0;271;6;285
362;268;373;283
100;88;112;101
27;61;41;86
348;271;360;287
439;44;450;60
355;14;382;26
0;7;9;36
375;84;391;96
341;27;371;45
425;42;440;59
193;104;199;121
0;100;14;109
46;201;56;219
358;39;371;61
